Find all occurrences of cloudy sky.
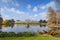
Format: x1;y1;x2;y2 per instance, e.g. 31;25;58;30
0;0;55;21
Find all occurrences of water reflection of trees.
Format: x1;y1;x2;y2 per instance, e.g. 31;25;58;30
0;15;3;32
4;24;15;28
0;15;3;25
0;25;2;32
3;19;15;28
9;24;14;28
40;25;46;27
26;24;30;28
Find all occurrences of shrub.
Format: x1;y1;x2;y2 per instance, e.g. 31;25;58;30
0;32;37;37
47;30;58;36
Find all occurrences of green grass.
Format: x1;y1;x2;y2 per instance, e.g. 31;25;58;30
0;34;60;40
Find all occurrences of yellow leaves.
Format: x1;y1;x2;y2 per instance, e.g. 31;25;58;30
47;20;52;27
3;20;9;25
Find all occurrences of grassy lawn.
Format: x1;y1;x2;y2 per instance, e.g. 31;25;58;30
0;34;60;40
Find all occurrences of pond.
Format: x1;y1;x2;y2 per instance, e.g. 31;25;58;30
0;24;53;33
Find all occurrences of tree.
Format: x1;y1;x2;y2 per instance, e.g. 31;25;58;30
47;7;56;23
0;15;3;25
47;7;56;20
3;19;15;27
3;20;9;25
8;19;15;28
47;7;56;27
43;20;47;23
11;19;15;23
9;19;15;24
39;20;43;23
55;0;60;24
47;0;60;27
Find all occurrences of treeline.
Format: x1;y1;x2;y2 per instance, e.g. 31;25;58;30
0;14;15;25
0;14;47;25
3;19;15;25
0;15;15;25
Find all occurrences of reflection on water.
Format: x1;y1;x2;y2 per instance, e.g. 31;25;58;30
9;24;14;28
0;24;53;33
40;25;46;27
0;25;2;32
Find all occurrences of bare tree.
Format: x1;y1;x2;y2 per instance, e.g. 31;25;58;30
47;0;60;27
47;7;56;22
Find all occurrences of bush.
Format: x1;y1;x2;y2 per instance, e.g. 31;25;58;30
7;32;16;37
18;32;37;37
0;32;8;37
47;30;58;36
0;32;37;37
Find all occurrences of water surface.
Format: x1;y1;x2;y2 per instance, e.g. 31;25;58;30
0;24;52;33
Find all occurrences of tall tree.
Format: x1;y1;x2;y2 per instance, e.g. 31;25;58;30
55;0;60;24
43;20;47;23
47;7;56;27
47;7;56;22
0;14;3;25
39;20;43;23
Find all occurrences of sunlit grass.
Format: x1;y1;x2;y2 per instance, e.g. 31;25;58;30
0;34;60;40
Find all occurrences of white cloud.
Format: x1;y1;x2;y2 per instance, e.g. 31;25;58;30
0;8;4;12
40;6;46;10
29;12;47;21
15;2;20;6
27;4;31;9
1;7;47;21
34;14;38;17
1;0;20;7
33;6;38;12
12;2;20;7
46;1;55;7
29;16;36;21
29;14;39;21
39;12;47;20
1;0;9;3
40;1;55;9
3;7;25;15
1;7;30;20
5;15;10;19
5;15;9;18
10;8;24;15
16;10;25;15
9;8;15;12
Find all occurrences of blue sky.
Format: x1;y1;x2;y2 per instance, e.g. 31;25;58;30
0;0;55;21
